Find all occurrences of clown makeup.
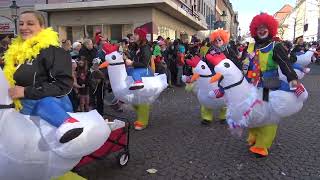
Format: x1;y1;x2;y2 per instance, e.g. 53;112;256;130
213;36;224;47
257;25;269;39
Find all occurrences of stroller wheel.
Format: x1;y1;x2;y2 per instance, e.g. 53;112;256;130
117;151;130;167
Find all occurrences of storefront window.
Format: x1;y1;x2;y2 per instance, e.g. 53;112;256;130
158;26;175;40
110;25;122;43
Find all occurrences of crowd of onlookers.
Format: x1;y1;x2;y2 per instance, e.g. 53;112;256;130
1;33;320;116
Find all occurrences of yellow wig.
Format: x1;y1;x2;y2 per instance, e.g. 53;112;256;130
210;28;230;45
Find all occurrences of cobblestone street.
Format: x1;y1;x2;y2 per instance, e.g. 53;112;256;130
77;64;320;180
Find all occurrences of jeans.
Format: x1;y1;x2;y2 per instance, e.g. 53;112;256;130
20;96;73;127
293;63;304;72
127;67;153;82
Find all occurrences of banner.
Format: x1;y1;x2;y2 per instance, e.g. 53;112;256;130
0;16;14;35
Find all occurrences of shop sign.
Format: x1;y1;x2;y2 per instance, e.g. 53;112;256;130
0;16;14;34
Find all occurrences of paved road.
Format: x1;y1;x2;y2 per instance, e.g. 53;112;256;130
76;64;320;180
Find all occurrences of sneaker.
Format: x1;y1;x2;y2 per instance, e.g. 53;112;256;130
134;121;146;130
56;117;83;144
129;80;144;90
201;119;212;125
249;147;268;158
303;68;310;73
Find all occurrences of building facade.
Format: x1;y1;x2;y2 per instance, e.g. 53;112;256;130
0;0;218;42
215;0;238;40
281;0;320;42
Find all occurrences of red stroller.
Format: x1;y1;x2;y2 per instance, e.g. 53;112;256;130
74;119;130;169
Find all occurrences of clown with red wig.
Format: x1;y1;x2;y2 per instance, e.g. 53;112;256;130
241;13;306;157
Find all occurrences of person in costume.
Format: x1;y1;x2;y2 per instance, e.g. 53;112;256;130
4;11;83;144
206;29;242;99
125;27;153;90
242;13;304;157
202;29;239;124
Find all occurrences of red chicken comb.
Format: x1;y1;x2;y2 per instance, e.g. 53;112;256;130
206;53;226;66
186;56;201;68
102;43;119;55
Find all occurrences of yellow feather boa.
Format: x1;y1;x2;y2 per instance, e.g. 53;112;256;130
3;27;60;110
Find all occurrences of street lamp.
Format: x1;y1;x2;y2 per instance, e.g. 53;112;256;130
237;27;241;42
221;11;227;29
10;0;19;36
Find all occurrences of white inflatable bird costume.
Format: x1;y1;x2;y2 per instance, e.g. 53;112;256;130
0;68;110;180
207;53;308;157
99;43;167;130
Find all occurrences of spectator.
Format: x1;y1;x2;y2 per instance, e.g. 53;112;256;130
90;64;105;115
79;39;97;68
61;39;72;52
0;37;10;68
127;33;134;43
176;40;186;86
70;41;82;61
68;59;82;112
77;57;90;112
292;36;306;56
200;39;210;58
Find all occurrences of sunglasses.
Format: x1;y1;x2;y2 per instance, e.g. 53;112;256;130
215;38;222;42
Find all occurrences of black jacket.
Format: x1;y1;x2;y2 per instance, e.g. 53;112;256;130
132;44;152;68
14;46;73;100
272;43;298;82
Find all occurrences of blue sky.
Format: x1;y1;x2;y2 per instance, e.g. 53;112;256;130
230;0;296;35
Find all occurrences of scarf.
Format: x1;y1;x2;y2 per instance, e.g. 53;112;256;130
3;27;60;110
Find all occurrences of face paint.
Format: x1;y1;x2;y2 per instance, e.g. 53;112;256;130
257;25;269;39
213;37;224;47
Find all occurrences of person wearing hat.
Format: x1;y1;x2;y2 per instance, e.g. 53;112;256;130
241;13;304;157
125;27;153;90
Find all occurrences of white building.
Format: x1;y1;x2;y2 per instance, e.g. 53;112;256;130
282;0;320;42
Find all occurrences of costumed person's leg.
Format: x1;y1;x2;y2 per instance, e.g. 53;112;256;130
249;124;278;157
133;104;151;130
130;68;153;90
166;68;172;87
219;106;227;123
51;171;87;180
176;66;183;86
32;96;83;143
200;106;214;125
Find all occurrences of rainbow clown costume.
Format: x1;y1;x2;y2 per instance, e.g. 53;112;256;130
208;13;308;158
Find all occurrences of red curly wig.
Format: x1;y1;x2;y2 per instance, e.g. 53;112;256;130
210;28;230;44
250;13;278;38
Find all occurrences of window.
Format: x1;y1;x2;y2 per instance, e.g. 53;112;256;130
197;0;200;12
110;25;122;42
66;26;72;41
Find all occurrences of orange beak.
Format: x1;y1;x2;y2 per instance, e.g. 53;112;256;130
190;73;200;82
99;61;109;69
210;73;222;83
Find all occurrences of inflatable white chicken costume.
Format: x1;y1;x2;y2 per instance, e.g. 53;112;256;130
185;56;225;124
0;68;110;180
208;53;308;157
100;43;167;130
